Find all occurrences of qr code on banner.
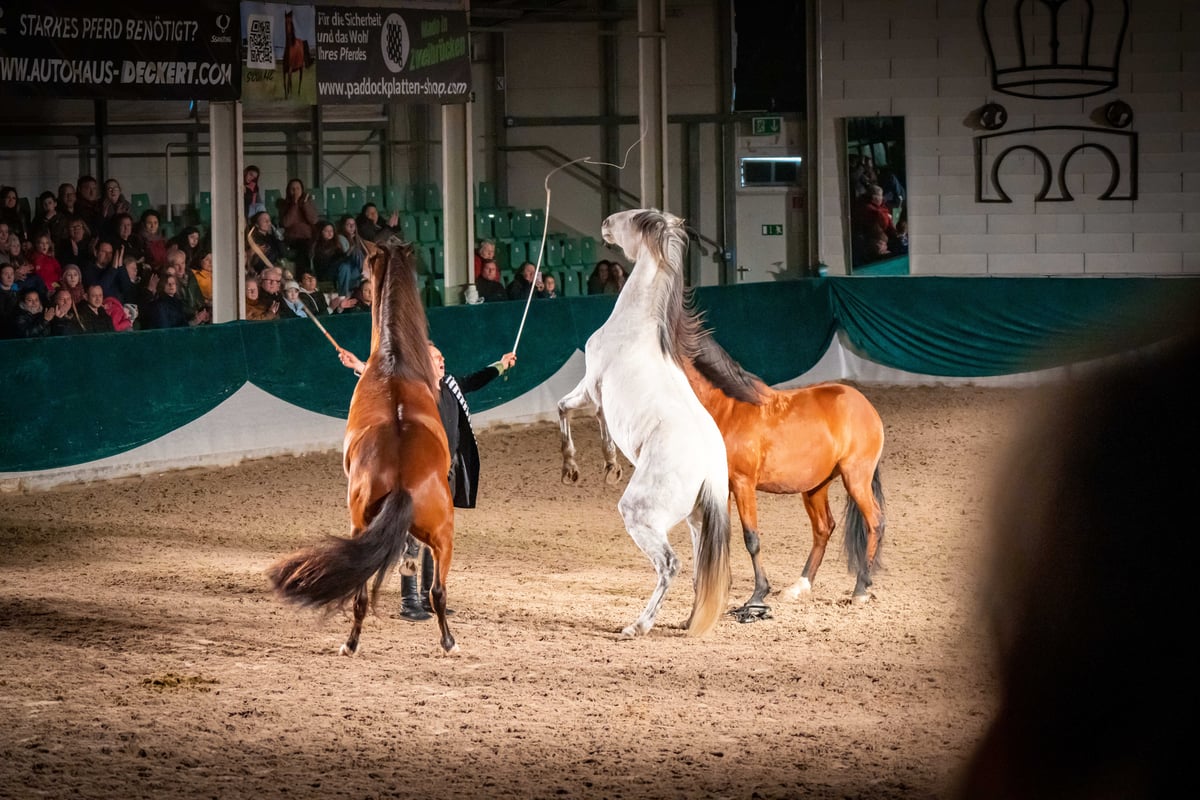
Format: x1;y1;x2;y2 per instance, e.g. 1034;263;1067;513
246;14;275;70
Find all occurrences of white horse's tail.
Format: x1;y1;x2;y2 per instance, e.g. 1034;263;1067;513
688;478;732;636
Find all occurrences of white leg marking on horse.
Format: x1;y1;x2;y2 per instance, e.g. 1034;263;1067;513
783;577;813;600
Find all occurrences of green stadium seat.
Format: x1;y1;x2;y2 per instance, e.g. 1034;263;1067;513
544;237;563;267
476;181;496;210
264;188;282;217
417;211;438;243
510;209;533;239
324;187;346;219
562;237;582;266
423;183;441;211
131;193;153;220
579;236;597;266
366;184;383;207
475;211;494;241
560;267;583;297
405;184;423;212
346;185;366;216
196;191;212;225
490;210;511;240
385;184;405;214
422;276;444;308
505;240;526;270
428;242;445;277
397;212;418;242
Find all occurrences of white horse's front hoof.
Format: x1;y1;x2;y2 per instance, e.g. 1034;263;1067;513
851;593;871;605
561;466;580;485
619;623;646;638
783;578;812;600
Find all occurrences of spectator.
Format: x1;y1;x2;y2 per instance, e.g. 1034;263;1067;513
474;238;496;279
245;275;278;321
56;218;92;269
333;215;367;300
10;287;56;338
170;249;209;323
47;287;84;336
877;165;905;227
102;295;135;332
31;190;69;244
587;260;610;295
278;279;309;319
257;265;285;311
2;230;24;269
476;258;507;303
105;254;146;308
31;233;63;289
77;284;115;334
852;183;900;264
56;182;78;221
246;211;283;276
605;262;626;294
243;164;265;221
356;202;398;243
506;260;539;301
0;263;19;336
0;186;31;245
192;251;214;311
142;273;202;329
0;222;10;262
541;274;558;298
297;269;355;315
169;226;203;272
74;175;103;235
279;178;319;268
99;178;131;237
11;253;48;304
106;212;144;265
309;220;344;284
137;209;168;269
84;241;119;297
57;263;86;306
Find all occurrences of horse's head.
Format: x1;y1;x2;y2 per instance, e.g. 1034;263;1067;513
601;208;686;268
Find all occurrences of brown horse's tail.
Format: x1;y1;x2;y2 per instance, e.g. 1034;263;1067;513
687;479;732;636
845;465;886;575
267;489;414;611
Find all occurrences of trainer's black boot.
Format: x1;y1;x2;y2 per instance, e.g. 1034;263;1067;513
420;547;453;615
398;573;432;621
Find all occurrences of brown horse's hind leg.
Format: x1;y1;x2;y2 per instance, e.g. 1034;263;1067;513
728;478;772;622
842;467;885;604
426;532;458;655
339;584;369;656
783;486;835;600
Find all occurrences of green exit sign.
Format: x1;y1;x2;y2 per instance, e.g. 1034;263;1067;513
761;224;783;236
752;116;782;136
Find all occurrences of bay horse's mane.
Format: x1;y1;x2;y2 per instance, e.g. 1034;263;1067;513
689;332;768;405
629;209;765;406
368;242;435;388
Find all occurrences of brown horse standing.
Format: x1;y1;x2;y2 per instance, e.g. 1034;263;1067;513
682;334;886;620
267;241;458;654
282;11;306;99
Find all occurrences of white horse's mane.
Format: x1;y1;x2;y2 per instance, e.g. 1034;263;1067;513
626;209;705;368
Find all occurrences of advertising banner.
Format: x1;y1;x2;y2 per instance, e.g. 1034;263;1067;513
0;1;239;100
239;2;316;108
314;6;470;104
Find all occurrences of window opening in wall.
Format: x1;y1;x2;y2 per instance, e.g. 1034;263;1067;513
740;156;802;188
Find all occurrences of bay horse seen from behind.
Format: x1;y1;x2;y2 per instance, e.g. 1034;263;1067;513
268;241;458;654
683;335;886;620
558;208;732;638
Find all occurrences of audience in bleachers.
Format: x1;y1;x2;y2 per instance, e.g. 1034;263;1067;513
138;209;169;269
0;186;31;244
78;285;115;335
10;286;55;338
333;215;367;299
99;179;132;238
245;274;278;321
193;251;214;312
31;233;63;288
81;240;117;290
356;202;398;243
107;212;145;265
279;178;319;269
47;287;83;336
58;263;86;307
243;164;264;221
31;190;69;244
246;211;283;276
476;259;507;303
56;183;78;222
74;176;103;235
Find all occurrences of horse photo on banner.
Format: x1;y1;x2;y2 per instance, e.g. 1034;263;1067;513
240;2;316;107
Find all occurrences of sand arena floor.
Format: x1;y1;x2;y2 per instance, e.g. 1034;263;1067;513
0;385;1033;799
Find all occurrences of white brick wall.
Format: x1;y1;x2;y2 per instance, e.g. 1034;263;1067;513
821;0;1200;276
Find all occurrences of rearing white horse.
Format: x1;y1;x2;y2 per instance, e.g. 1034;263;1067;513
558;208;732;637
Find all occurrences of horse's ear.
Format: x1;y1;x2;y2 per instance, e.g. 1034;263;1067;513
363;239;381;259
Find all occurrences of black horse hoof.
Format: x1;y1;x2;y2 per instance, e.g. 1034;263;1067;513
728;603;773;623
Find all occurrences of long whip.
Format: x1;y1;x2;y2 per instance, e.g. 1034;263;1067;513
509;131;645;357
246;227;346;353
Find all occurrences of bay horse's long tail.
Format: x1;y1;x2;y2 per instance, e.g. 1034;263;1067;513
845;465;886;576
267;489;414;611
688;479;733;636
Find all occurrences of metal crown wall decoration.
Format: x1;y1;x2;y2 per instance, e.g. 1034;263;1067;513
980;0;1129;99
974;0;1136;204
